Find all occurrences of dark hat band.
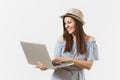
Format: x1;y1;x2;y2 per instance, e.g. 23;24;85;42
62;13;85;24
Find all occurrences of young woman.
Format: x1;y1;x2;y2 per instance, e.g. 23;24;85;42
36;8;98;80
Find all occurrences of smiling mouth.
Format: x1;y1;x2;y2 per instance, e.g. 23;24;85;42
67;28;72;31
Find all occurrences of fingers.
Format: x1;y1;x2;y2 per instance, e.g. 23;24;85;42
35;61;48;71
40;67;48;71
36;61;42;68
52;59;61;63
52;57;63;64
52;57;72;63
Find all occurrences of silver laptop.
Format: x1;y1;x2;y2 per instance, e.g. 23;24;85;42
20;41;74;69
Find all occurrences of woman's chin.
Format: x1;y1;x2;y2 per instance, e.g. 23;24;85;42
68;31;73;34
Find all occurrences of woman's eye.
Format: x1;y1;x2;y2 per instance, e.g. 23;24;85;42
64;21;72;24
68;21;72;24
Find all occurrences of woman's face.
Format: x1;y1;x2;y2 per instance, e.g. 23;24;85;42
64;17;76;34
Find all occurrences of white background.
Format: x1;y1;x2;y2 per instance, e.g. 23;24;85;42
0;0;119;80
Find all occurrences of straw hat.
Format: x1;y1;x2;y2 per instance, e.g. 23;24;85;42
60;8;85;24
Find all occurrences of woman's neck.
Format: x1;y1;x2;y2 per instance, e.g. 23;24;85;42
72;34;76;42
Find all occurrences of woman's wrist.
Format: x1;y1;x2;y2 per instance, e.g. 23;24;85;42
69;58;74;62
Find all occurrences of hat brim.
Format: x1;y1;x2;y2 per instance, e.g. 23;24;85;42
60;14;85;25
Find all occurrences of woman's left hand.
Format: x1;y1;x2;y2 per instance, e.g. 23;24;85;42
52;57;72;64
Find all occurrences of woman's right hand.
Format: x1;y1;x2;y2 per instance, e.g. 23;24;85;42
35;61;48;71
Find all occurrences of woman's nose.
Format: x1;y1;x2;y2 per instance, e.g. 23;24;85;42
65;24;69;28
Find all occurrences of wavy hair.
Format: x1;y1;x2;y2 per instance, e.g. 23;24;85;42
63;16;87;54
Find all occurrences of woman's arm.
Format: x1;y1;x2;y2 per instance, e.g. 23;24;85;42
52;57;93;70
71;59;93;70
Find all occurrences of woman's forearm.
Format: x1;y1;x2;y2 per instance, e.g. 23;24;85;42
70;58;93;70
53;57;93;70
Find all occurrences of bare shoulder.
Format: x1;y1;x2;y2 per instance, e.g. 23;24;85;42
86;35;96;42
58;35;65;42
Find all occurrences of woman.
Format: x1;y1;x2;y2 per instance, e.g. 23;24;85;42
36;8;98;80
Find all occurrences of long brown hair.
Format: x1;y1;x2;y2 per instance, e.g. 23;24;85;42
63;16;87;54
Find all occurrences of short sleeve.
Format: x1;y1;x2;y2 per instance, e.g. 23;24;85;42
54;41;65;58
86;41;99;60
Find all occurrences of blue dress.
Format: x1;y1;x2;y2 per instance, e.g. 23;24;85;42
51;41;99;80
